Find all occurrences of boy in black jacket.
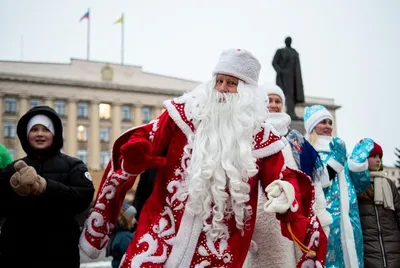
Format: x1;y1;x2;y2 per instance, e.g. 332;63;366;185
0;106;94;268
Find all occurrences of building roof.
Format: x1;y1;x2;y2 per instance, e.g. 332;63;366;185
0;58;201;95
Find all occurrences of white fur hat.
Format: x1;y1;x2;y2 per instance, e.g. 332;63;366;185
266;84;285;104
27;114;55;136
303;105;333;134
212;48;261;85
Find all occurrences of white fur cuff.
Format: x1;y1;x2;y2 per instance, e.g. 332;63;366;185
264;180;295;214
79;234;102;259
348;159;368;173
327;157;344;173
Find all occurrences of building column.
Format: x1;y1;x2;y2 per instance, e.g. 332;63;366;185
133;104;142;127
66;99;77;157
89;101;100;170
44;96;54;108
111;101;121;144
16;94;29;159
0;93;4;144
152;106;163;119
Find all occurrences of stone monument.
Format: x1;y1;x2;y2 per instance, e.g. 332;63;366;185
272;37;305;120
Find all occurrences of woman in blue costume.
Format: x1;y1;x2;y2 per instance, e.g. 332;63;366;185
304;104;374;268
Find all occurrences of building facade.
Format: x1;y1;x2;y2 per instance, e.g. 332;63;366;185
0;59;200;171
383;166;400;190
0;58;340;175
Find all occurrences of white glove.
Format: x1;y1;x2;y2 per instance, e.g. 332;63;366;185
264;180;295;214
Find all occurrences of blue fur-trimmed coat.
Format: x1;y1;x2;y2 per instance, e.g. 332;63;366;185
313;136;373;268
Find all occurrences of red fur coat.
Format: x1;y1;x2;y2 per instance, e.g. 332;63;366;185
79;99;327;267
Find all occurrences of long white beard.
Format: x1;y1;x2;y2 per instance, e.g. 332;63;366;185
183;79;268;240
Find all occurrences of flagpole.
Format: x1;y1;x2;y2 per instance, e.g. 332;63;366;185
20;35;24;61
121;13;124;65
87;8;91;60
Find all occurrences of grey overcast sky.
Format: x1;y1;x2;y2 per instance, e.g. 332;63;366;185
1;0;399;166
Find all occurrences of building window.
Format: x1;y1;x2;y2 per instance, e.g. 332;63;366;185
54;100;66;116
7;148;14;160
99;103;111;120
100;151;110;169
77;125;88;141
78;102;89;118
30;98;41;108
142;107;151;124
4;122;16;138
121;105;131;121
100;127;110;142
393;171;396;176
5;97;17;113
77;150;88;164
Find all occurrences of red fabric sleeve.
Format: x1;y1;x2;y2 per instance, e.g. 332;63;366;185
258;153;309;244
259;151;285;190
79;111;176;258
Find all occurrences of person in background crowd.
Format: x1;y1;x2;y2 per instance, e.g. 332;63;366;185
0;143;13;230
357;141;400;268
106;201;136;268
244;85;331;268
0;144;12;169
0;106;94;268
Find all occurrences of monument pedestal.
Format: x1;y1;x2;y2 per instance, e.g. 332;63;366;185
290;119;305;133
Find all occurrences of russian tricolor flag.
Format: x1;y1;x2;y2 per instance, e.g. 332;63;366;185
80;10;90;21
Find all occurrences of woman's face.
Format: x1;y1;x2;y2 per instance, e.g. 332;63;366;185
28;124;54;149
268;94;283;113
368;155;381;171
314;119;333;136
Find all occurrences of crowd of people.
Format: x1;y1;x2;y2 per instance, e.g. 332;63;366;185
0;48;399;268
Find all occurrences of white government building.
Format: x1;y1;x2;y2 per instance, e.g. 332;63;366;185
0;58;340;185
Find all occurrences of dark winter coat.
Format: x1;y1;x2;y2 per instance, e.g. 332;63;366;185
358;173;400;268
107;224;133;268
0;106;94;268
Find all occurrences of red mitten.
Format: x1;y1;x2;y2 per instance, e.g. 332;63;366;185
120;139;166;174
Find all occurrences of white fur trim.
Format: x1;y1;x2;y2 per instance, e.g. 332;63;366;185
266;84;286;104
79;234;103;259
266;113;291;136
165;212;203;268
282;143;298;170
337;171;359;267
312;135;332;153
304;110;333;134
212;48;261;85
347;159;368;173
252;139;286;159
248;240;258;254
327;157;344;173
163;100;194;138
264;180;295;214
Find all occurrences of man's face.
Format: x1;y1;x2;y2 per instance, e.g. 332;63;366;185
215;74;239;93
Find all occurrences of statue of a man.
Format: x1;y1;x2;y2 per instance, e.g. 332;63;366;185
272;37;305;120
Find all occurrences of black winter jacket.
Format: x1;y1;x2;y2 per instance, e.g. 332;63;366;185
0;106;94;268
358;172;400;268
